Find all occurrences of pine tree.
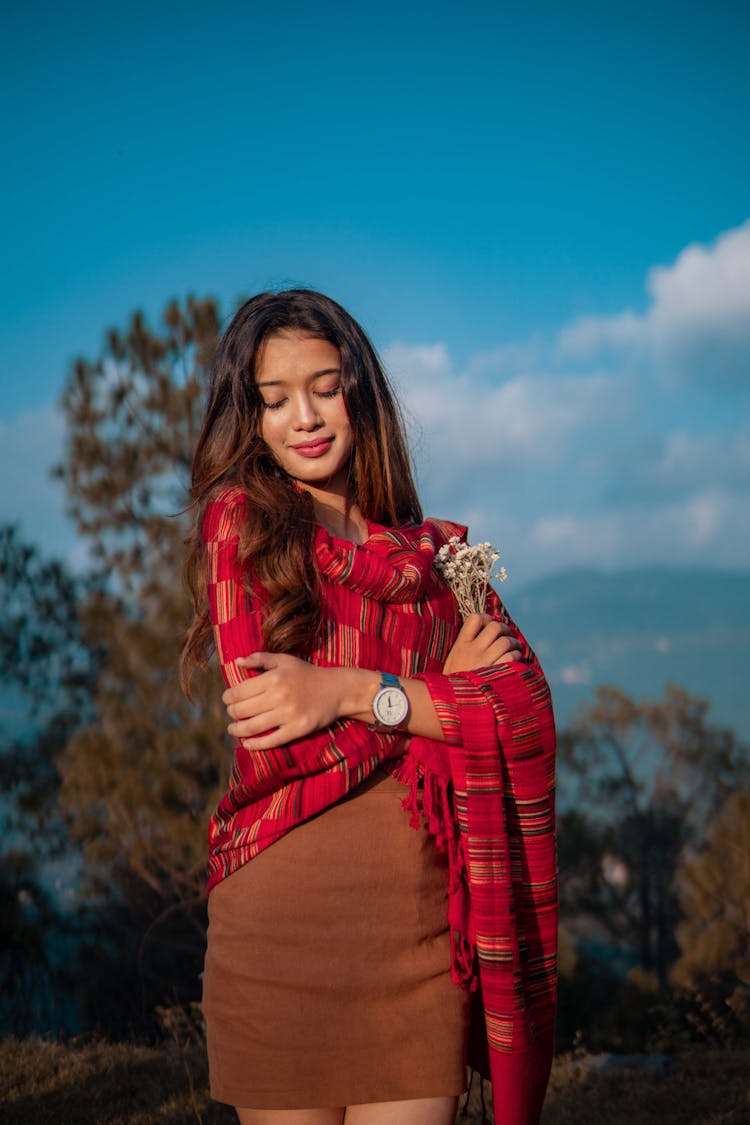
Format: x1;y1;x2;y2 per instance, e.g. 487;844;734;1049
53;297;231;1015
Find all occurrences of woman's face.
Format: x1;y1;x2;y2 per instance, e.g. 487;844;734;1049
255;331;354;498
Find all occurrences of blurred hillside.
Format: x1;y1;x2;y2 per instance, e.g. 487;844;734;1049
512;568;750;740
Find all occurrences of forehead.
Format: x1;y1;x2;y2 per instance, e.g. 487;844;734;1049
255;331;340;380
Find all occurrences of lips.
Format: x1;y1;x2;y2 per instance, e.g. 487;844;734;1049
289;437;334;458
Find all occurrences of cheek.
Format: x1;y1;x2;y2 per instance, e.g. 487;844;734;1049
258;410;281;449
334;398;353;435
337;410;354;454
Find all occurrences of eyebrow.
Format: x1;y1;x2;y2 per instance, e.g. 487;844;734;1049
256;366;341;388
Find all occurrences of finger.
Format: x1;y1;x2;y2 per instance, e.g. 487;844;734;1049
474;620;504;646
227;691;287;729
482;619;518;639
230;671;302;715
240;706;328;749
459;613;487;639
462;620;506;659
236;652;278;671
239;724;295;751
223;676;269;706
226;692;268;720
483;636;523;664
486;625;522;651
228;709;283;739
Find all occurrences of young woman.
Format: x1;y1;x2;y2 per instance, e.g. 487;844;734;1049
181;290;557;1125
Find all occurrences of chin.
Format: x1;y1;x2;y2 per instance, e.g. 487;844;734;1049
291;465;350;494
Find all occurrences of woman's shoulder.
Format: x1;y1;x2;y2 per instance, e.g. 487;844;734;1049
421;516;468;548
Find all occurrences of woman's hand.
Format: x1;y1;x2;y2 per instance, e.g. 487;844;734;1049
223;653;345;750
442;613;523;674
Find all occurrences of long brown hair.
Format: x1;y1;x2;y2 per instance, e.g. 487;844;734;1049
180;288;422;695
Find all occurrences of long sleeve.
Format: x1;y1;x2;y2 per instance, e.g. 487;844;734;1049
202;488;404;887
409;583;553;784
203;489;267;689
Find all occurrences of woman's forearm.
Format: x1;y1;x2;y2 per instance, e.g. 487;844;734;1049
225;653;446;749
335;613;525;741
336;667;446;741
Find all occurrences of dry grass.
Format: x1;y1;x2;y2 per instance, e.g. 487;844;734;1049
0;1036;233;1125
541;1049;750;1124
1;1037;749;1124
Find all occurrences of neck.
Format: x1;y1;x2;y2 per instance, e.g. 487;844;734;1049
307;488;368;545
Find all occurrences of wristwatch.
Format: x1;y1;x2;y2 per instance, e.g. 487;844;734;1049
371;672;410;729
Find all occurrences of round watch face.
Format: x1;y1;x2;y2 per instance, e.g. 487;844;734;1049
373;685;409;727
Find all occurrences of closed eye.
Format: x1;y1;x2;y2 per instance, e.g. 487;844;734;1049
259;384;341;410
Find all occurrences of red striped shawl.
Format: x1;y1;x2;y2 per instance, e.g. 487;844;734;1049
203;486;557;1124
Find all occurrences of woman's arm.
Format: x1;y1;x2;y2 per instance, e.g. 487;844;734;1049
204;489;406;765
415;585;555;787
224;613;523;749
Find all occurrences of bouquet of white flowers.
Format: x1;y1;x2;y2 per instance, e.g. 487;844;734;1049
433;536;507;619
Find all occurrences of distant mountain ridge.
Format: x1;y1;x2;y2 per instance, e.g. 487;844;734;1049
506;567;750;739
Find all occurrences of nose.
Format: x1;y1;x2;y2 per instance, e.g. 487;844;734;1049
291;391;323;431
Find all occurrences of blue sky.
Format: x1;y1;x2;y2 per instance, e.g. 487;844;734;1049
1;0;749;583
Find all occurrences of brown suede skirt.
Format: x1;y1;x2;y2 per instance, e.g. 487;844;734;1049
201;767;470;1109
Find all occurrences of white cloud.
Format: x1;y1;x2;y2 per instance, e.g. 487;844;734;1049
558;309;642;358
467;336;546;377
559;663;591;686
606;426;750;505
528;489;750;572
385;341;453;388
385;343;628;472
557;219;750;389
653;429;750;487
